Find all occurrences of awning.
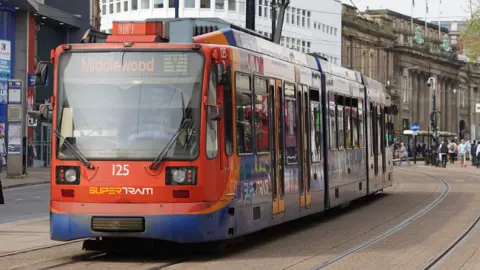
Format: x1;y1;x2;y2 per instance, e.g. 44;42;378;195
0;0;82;28
402;130;457;137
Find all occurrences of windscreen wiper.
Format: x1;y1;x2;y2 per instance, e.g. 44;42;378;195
53;129;95;170
150;92;190;170
149;119;191;170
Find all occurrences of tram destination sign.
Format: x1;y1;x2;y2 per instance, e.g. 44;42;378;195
60;51;203;78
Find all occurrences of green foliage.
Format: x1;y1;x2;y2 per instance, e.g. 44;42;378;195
460;9;480;63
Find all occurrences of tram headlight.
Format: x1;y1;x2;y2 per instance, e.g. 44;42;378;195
65;169;77;183
166;167;197;186
55;166;80;185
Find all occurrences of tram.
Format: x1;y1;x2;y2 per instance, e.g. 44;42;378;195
34;19;395;244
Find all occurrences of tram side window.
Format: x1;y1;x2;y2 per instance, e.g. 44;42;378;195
352;98;359;148
310;89;321;162
358;99;364;148
235;73;253;154
206;69;219;159
377;106;382;153
328;93;337;150
345;97;352;149
284;82;298;164
254;77;269;153
336;95;345;150
224;73;234;156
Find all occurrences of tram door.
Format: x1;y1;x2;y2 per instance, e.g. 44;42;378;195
380;106;387;175
299;85;311;209
371;102;379;183
271;79;285;216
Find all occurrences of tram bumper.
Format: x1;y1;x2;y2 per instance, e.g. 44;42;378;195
50;202;231;243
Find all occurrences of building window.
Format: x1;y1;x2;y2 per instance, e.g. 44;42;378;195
131;0;138;10
109;0;114;14
322;24;325;32
102;0;107;15
334;28;337;36
116;0;121;12
141;0;150;9
185;0;195;8
291;8;295;24
307;11;311;28
200;0;210;8
297;9;300;26
153;0;163;8
169;0;175;8
123;0;128;11
228;0;236;10
239;0;245;13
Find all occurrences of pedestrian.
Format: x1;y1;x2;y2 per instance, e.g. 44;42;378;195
0;131;5;173
439;140;448;168
477;141;480;169
448;140;457;164
458;139;467;168
471;140;477;166
399;142;410;166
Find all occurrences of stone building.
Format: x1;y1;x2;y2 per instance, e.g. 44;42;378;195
342;4;480;140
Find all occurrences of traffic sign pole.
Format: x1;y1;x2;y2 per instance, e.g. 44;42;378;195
411;123;419;164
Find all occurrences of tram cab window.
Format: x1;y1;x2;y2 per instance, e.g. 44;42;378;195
206;68;218;159
310;89;321;162
328;93;337;150
254;77;270;153
284;82;298;164
235;73;253;154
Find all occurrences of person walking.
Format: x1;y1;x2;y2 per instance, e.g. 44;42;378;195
439;141;448;168
471;140;477;167
477;141;480;169
448;140;457;164
458;140;467;168
399;143;410;166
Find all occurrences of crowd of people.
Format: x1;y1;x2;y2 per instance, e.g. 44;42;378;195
395;138;480;168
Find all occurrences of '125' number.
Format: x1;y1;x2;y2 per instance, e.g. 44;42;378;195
112;164;130;176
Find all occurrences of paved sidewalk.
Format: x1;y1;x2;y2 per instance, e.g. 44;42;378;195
0;217;75;256
1;168;50;189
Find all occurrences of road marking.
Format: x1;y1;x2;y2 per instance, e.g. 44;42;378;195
15;199;23;201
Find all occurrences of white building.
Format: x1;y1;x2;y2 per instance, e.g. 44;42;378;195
99;0;342;65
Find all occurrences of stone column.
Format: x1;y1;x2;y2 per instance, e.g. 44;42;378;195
411;72;418;122
439;78;446;131
445;80;452;133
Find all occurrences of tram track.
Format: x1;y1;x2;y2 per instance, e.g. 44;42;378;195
306;168;451;269
2;167;472;270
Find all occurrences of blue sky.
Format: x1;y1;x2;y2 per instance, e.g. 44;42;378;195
349;0;473;22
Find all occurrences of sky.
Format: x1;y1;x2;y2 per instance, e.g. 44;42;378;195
348;0;473;22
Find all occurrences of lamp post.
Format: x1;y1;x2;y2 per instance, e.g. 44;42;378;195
428;77;439;165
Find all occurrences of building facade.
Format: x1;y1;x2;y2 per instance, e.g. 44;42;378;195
342;4;480;140
99;0;342;64
0;0;97;167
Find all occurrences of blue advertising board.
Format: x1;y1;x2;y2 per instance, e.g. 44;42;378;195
0;39;10;105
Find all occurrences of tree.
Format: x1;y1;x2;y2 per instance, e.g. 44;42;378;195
460;2;480;62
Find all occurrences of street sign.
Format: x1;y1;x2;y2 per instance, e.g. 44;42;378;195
411;122;419;132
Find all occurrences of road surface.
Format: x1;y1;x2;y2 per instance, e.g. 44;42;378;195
0;184;49;224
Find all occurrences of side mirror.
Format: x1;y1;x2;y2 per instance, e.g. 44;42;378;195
39;104;50;119
207;105;222;121
215;62;230;86
35;61;50;86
